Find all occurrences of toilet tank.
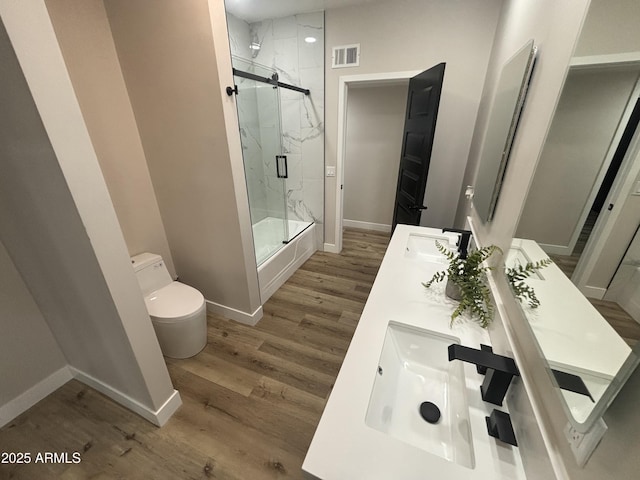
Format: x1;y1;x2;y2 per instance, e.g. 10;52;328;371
131;252;173;296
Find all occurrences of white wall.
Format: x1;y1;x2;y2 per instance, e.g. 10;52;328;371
0;239;68;426
517;67;640;251
104;0;262;322
344;84;408;229
324;0;503;247
0;1;179;425
44;0;176;278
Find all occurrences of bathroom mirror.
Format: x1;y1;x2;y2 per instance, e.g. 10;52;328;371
473;40;536;223
506;3;640;432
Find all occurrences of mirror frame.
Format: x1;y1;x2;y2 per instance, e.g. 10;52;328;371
473;40;537;223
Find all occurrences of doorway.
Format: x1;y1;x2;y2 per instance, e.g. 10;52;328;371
330;70;421;253
343;83;409;233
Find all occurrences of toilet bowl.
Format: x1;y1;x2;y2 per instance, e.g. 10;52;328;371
131;252;207;359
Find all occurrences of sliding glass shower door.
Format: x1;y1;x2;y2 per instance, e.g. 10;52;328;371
233;59;289;265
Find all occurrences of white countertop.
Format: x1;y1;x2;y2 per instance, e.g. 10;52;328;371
303;225;526;480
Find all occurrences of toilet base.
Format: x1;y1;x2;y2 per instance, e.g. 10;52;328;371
151;303;207;359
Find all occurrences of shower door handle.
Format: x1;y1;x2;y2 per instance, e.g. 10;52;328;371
276;155;288;178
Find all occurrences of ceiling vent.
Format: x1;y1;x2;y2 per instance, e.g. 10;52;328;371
332;44;360;68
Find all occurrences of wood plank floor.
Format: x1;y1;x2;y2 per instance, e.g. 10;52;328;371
0;228;390;480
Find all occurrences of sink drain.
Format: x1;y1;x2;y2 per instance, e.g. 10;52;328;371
419;401;441;424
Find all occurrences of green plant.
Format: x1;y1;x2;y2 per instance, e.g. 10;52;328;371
422;241;501;328
506;259;552;308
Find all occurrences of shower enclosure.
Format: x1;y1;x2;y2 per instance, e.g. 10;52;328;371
231;57;313;266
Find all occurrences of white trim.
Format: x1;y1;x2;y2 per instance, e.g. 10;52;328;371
343;219;392;233
70;367;182;427
323;243;340;253
206;301;263;326
571;52;640;69
335;70;421;256
0;366;73;428
579;285;607;300
538;243;572;256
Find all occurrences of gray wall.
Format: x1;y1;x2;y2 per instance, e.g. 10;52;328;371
0;1;176;419
0;239;67;416
575;0;640;57
45;0;177;278
344;85;408;229
104;0;262;318
324;0;503;246
517;67;640;251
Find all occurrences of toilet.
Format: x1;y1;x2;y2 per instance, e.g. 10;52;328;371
131;252;207;359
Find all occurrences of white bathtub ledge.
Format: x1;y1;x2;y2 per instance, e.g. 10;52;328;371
303;224;526;480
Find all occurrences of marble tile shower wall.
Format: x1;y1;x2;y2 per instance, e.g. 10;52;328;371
227;11;324;244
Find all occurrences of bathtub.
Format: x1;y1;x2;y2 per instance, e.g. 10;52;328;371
253;217;316;303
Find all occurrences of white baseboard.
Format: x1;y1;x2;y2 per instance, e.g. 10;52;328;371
323;243;340;253
206;301;263;326
0;366;73;428
70;367;182;427
538;242;573;256
580;285;606;300
343;219;392;233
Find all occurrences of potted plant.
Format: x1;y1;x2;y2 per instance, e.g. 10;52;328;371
422;241;501;328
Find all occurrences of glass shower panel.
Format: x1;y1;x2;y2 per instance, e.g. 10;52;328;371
233;60;289;265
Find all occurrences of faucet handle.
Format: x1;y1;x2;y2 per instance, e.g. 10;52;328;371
477;344;493;375
486;409;518;447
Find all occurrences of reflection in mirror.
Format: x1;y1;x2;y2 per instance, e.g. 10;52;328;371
473;40;536;223
508;15;640;430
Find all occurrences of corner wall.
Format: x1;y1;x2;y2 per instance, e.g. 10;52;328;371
44;0;176;278
104;0;262;322
0;239;69;427
0;1;179;425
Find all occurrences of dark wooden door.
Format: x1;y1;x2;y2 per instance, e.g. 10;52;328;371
392;63;446;231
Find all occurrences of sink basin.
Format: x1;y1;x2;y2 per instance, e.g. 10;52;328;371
404;233;456;263
365;321;475;468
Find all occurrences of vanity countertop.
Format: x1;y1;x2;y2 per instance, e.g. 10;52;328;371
302;225;526;480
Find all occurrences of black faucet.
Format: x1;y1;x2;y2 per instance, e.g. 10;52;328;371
448;344;520;406
442;228;472;259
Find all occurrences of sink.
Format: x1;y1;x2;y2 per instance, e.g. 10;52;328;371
365;321;475;468
404;233;456;263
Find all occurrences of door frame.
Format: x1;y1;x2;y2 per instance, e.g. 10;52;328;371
568;54;640;297
327;70;421;254
548;61;640;257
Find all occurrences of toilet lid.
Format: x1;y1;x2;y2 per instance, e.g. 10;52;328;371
145;282;204;320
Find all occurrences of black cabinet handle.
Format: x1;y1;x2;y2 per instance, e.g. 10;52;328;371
408;204;427;211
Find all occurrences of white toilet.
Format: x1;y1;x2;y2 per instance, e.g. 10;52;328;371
131;252;207;359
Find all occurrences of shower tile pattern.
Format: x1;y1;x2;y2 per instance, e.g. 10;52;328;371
227;12;324;246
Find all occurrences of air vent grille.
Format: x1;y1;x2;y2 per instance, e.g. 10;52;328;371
332;44;360;68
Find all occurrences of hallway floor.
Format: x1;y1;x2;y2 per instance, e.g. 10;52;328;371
0;229;389;480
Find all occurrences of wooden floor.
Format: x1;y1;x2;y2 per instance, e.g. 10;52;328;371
0;229;390;480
